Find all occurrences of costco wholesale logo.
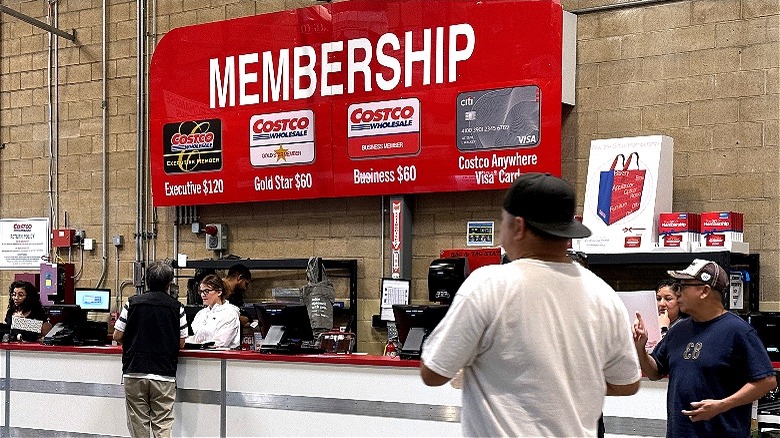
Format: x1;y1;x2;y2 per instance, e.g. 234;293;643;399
13;223;33;232
163;119;223;174
347;98;420;159
249;109;315;167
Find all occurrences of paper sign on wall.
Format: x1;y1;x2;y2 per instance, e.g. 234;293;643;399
0;218;50;270
467;221;494;246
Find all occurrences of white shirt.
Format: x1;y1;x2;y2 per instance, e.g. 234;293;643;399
422;259;641;437
186;302;240;348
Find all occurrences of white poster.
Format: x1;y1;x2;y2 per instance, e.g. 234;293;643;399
617;290;661;352
0;218;50;269
579;135;673;253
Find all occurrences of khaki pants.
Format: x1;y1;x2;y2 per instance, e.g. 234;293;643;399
124;376;176;438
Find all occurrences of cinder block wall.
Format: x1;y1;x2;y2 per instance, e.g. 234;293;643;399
0;0;777;354
562;0;780;309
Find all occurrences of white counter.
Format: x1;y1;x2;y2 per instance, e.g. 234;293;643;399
0;343;667;437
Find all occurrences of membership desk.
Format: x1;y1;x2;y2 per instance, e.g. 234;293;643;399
0;343;672;438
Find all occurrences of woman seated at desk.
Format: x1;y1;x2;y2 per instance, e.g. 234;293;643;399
186;274;240;348
5;281;52;339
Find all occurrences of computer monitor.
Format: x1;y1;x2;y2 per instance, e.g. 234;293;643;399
748;313;780;361
75;288;111;312
46;304;87;327
184;305;204;336
254;303;315;352
392;304;450;359
241;303;258;321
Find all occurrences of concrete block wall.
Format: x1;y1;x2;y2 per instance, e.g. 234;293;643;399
562;0;780;307
0;0;777;353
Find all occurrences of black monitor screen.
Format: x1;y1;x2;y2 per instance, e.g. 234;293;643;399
392;304;450;345
749;313;780;361
241;303;258;321
75;288;111;312
255;303;314;342
184;305;204;336
47;304;86;326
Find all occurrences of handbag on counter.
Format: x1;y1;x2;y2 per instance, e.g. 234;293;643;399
302;257;335;332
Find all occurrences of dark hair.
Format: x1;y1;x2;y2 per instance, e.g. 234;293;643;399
8;280;45;315
187;268;216;305
656;278;688;320
146;260;174;292
200;274;227;302
655;278;680;293
227;264;251;280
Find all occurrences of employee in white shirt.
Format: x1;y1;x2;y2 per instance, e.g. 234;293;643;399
186;274;240;348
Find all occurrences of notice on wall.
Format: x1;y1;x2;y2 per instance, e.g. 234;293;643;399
380;278;410;322
467;221;494;246
729;273;744;310
0;218;50;270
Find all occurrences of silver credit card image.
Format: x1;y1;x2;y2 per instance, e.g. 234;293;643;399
456;85;541;151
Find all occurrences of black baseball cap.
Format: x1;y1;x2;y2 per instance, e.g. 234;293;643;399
503;172;591;239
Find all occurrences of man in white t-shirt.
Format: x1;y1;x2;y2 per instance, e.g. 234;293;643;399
420;172;641;437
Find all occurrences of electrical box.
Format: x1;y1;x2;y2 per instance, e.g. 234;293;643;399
205;223;227;251
40;262;75;305
53;228;75;248
133;261;145;288
112;235;124;247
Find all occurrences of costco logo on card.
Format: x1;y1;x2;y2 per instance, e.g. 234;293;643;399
249;109;315;167
347;98;420;159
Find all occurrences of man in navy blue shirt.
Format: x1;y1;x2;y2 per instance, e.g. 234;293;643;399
634;259;776;437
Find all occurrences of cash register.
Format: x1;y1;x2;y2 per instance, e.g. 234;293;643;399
390;258;470;360
255;303;320;354
43;288;111;346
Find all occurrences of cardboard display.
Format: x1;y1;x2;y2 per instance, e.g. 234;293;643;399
579;135;673;253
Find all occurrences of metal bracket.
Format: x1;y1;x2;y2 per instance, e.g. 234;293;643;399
0;5;76;42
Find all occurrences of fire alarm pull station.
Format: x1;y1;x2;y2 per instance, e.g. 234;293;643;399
205;224;227;251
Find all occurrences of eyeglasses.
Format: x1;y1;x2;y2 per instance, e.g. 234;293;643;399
199;288;219;296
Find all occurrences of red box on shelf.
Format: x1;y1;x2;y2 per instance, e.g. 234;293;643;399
700;211;743;247
658;213;700;248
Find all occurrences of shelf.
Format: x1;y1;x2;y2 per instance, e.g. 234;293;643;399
585;251;755;266
583;251;760;314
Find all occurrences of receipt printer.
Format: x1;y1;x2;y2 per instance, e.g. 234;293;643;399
428;258;469;304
